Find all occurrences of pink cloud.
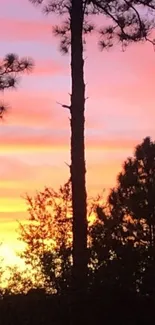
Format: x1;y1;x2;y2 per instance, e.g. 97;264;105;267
0;131;68;151
0;19;53;42
0;154;125;215
0;156;68;184
0;58;66;76
84;37;155;134
0;127;137;151
1;0;23;3
86;35;155;96
86;137;137;150
0;157;37;182
33;59;68;76
2;90;69;127
3;90;100;129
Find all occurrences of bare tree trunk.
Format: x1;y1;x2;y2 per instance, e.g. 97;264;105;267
70;0;87;295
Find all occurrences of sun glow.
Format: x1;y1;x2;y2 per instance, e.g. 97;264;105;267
0;242;26;268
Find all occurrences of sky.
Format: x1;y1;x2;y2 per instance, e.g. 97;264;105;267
0;0;155;266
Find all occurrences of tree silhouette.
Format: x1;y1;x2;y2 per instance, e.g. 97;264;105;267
3;266;34;295
18;180;72;294
109;137;155;247
92;137;155;298
28;0;155;294
0;53;33;117
90;202;143;297
18;180;101;295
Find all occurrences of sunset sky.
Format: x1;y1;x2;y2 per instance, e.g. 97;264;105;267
0;0;155;266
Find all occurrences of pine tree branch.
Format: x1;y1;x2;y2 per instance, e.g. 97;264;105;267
0;54;34;118
56;101;71;110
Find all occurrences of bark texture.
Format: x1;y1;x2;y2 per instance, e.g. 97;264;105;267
70;0;87;295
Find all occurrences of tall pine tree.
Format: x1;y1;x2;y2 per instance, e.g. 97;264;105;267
28;0;155;295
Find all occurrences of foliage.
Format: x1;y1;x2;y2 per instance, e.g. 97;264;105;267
91;137;155;298
108;137;155;245
0;255;5;297
0;53;34;117
18;180;102;294
18;180;72;294
29;0;155;53
2;266;34;295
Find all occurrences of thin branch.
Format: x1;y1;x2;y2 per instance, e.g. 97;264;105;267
56;101;71;110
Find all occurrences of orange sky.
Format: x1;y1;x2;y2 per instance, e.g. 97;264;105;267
0;0;155;266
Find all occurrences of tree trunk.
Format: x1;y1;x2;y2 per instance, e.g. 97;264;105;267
70;0;87;295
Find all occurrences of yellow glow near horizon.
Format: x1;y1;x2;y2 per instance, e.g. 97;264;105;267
0;198;26;213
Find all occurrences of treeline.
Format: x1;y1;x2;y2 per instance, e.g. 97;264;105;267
1;136;155;324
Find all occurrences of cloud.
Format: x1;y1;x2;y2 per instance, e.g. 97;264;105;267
0;19;53;42
86;137;138;151
3;90;69;127
87;160;122;194
0;157;37;182
88;40;155;105
4;90;107;129
84;37;155;137
0;120;139;153
0;126;69;152
0;153;70;196
0;58;67;77
0;136;137;205
0;135;137;196
33;59;68;76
